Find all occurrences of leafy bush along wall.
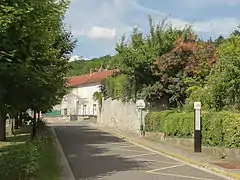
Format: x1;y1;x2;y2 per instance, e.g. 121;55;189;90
145;110;240;148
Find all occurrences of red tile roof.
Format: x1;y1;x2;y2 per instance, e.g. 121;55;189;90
67;70;115;87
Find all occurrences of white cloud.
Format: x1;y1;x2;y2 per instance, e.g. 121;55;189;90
69;55;82;62
66;0;239;57
66;0;239;38
193;18;239;36
65;0;134;40
69;55;90;61
87;26;116;40
181;0;240;8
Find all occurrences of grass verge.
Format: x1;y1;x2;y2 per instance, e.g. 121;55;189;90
0;122;60;180
35;126;60;180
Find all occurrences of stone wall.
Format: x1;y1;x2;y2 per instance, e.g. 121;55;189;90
97;98;148;133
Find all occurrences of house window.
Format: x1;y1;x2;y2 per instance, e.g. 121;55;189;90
93;104;97;115
63;108;67;115
83;105;86;115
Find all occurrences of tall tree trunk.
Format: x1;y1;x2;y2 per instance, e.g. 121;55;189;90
0;114;7;141
37;111;40;121
14;114;19;129
9;116;14;136
31;111;37;140
19;113;23;127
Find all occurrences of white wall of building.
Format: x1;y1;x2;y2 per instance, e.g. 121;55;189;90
55;82;100;116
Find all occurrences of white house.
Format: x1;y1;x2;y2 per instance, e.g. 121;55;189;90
54;69;115;117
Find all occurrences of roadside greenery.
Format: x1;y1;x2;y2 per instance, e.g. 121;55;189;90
0;0;75;141
98;17;217;107
0;1;72;179
0;121;59;180
83;17;240;148
145;111;240;148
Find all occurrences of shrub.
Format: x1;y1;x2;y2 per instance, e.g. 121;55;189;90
145;110;240;148
0;142;41;180
145;110;174;132
202;111;240;148
0;120;56;180
164;112;194;137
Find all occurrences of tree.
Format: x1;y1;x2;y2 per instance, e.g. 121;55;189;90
231;25;240;36
154;32;216;106
207;35;240;111
214;35;225;47
112;17;182;102
0;0;75;141
67;55;117;76
101;17;218;109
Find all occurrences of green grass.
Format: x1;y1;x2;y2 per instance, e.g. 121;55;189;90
0;126;31;149
0;124;60;180
35;128;60;180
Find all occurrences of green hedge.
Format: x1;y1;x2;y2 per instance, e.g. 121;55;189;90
145;110;240;148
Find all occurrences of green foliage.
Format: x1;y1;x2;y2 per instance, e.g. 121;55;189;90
145;110;174;132
102;74;137;102
67;55;118;76
164;112;194;137
0;0;75;140
202;111;240;148
145;111;193;137
145;110;240;148
93;91;103;106
113;18;182;103
0;141;41;180
101;17;216;107
0;121;59;180
186;35;240;111
184;85;212;112
212;35;240;110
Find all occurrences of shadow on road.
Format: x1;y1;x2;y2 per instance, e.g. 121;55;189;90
54;125;147;179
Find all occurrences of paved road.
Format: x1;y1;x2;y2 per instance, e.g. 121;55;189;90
54;123;227;180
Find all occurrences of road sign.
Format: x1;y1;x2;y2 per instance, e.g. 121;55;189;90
194;102;201;110
136;99;145;109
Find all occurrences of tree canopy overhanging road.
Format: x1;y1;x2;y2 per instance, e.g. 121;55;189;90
0;0;75;141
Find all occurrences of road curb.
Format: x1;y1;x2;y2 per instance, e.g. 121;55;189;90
90;123;240;180
50;127;76;180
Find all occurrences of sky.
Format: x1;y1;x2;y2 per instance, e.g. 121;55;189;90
65;0;240;60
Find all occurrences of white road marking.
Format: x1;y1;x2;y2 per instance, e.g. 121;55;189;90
146;171;214;180
110;148;149;153
125;152;156;158
89;125;229;179
146;164;185;172
112;137;229;180
115;144;136;148
135;158;182;165
106;142;130;145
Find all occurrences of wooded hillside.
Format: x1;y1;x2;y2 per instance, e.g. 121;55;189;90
67;55;118;76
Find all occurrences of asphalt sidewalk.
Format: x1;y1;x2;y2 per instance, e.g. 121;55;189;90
89;122;240;180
